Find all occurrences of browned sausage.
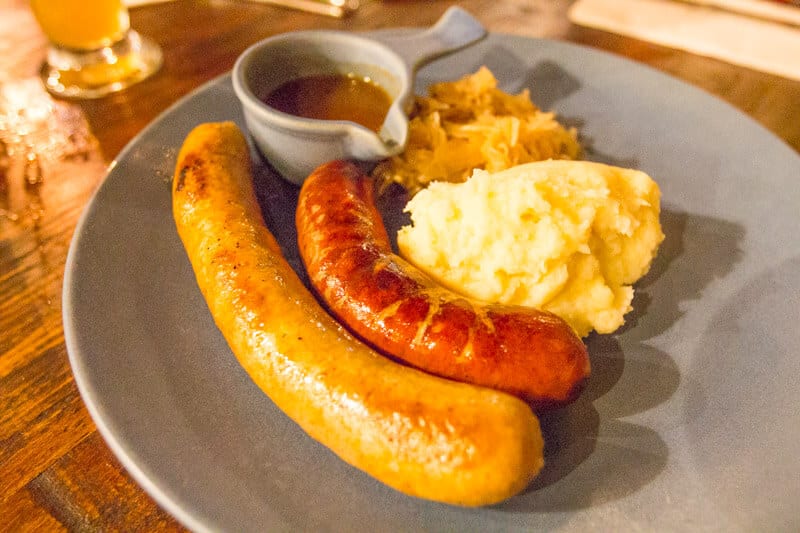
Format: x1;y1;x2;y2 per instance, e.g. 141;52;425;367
173;122;545;506
296;160;590;409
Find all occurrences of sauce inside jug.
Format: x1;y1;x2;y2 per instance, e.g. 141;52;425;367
263;74;392;133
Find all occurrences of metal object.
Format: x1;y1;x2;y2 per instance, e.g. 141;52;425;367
244;0;360;18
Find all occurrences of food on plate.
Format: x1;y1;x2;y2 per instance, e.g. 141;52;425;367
371;66;580;194
172;122;545;507
397;160;665;338
296;160;590;409
262;73;392;133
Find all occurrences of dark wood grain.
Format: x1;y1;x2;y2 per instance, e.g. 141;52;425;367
1;0;798;530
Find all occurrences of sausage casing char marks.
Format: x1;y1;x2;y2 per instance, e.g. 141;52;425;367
297;160;590;410
172;122;545;507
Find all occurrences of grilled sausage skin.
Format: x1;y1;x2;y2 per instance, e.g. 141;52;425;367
173;123;545;506
296;160;590;409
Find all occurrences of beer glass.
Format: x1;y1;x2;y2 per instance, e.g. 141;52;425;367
31;0;163;98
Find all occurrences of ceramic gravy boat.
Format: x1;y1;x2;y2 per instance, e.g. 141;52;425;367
232;7;486;184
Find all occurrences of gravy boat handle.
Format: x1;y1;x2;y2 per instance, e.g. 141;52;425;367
373;7;487;72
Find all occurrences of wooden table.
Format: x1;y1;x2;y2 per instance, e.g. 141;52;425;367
1;0;798;529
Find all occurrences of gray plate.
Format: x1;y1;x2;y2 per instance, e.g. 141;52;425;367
63;33;800;532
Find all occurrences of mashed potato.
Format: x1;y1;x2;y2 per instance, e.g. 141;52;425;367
397;160;665;337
